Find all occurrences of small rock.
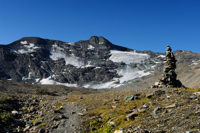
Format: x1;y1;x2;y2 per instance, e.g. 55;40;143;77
112;106;116;108
82;108;87;112
30;126;38;131
28;120;33;125
34;121;42;126
60;114;68;119
78;112;86;116
138;108;146;113
39;128;45;133
193;92;200;96
71;112;76;115
142;103;149;108
109;121;115;126
71;124;74;127
124;95;138;101
114;129;123;133
166;103;177;108
53;114;68;120
186;131;193;133
195;110;200;115
153;90;165;96
167;95;171;99
52;121;59;128
144;129;150;133
126;112;138;121
155;130;165;133
146;93;154;98
135;93;141;96
152;107;161;115
23;125;30;132
54;110;61;113
189;95;197;99
12;110;19;114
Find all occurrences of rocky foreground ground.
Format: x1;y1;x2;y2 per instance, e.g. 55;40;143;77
0;79;200;133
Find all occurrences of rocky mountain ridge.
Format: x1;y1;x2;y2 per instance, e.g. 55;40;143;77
0;36;200;89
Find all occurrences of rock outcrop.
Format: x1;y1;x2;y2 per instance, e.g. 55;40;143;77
0;36;161;89
0;36;200;89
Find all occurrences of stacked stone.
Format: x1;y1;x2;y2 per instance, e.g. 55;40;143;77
153;45;183;88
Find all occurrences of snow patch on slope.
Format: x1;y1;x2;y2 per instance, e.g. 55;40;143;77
20;41;28;45
50;44;84;67
83;66;151;89
116;66;151;83
88;45;95;50
18;43;40;54
190;60;200;66
109;50;149;64
158;55;165;58
83;81;120;89
39;77;78;87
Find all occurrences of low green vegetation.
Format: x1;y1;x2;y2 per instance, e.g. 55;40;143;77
67;87;200;133
67;91;154;132
1;113;12;120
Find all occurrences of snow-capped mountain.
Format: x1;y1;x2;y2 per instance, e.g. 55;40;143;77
0;36;200;89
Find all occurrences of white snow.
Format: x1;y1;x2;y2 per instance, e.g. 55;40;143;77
35;78;40;82
158;55;165;58
83;66;151;89
20;41;28;45
83;81;121;89
39;77;77;87
68;42;74;45
116;66;151;83
109;50;149;64
190;60;200;66
82;51;152;89
50;44;84;67
18;42;40;54
99;42;104;44
81;65;94;68
88;45;95;50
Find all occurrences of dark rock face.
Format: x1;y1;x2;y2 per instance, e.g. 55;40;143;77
1;36;200;89
0;36;170;88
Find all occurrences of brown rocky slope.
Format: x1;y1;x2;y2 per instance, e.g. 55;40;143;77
1;79;200;133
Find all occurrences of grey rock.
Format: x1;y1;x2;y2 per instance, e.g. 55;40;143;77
124;95;138;101
152;107;161;115
34;121;42;126
153;90;165;96
39;128;45;133
0;36;156;90
126;112;138;121
189;95;197;99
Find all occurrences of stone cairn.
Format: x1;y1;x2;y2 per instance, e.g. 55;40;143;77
152;45;183;88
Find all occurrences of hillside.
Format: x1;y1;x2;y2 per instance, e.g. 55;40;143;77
0;80;200;132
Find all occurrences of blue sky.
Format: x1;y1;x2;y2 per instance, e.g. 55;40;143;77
0;0;200;53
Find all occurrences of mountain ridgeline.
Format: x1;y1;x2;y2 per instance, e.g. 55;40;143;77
0;36;200;89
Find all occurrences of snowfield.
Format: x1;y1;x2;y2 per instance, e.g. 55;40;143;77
45;50;152;89
18;42;40;54
39;77;78;87
50;44;84;67
109;50;149;64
